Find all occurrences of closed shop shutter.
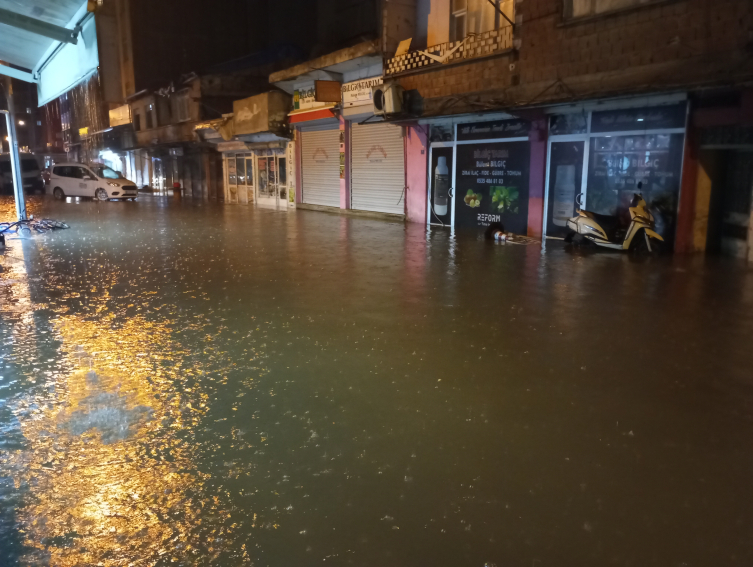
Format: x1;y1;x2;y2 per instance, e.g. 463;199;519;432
301;126;341;207
351;123;405;215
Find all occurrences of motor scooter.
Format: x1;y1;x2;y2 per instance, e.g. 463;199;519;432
564;189;664;252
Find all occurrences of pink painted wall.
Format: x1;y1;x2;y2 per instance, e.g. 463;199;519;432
405;124;428;224
526;119;547;238
294;128;303;204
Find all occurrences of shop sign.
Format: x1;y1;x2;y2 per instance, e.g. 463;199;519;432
342;77;383;108
315;80;342;103
457;118;530;141
294;82;331;111
217;141;248;152
454;141;531;233
590;103;686;133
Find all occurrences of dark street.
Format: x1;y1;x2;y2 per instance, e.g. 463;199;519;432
1;196;753;566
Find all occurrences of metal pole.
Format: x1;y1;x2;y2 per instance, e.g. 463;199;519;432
1;77;27;221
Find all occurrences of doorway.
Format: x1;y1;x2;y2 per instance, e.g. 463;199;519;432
427;142;455;227
256;155;286;207
705;149;753;259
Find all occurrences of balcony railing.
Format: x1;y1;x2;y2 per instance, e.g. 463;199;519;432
384;26;513;78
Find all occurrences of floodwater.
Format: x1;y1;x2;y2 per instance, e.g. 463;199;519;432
1;195;753;567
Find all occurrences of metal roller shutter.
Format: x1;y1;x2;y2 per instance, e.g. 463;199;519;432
351;123;405;215
301;127;341;207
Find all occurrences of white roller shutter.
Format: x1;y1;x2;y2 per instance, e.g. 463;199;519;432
351;123;405;215
301;127;341;207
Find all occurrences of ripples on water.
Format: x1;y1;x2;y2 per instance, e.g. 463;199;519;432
1;195;753;566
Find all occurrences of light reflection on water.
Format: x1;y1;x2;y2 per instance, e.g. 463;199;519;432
1;195;753;566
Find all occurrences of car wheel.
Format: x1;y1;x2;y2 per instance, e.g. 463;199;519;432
53;187;65;200
95;188;109;201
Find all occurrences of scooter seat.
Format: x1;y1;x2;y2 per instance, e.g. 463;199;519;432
583;211;621;241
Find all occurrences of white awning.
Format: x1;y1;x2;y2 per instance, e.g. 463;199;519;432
0;1;98;106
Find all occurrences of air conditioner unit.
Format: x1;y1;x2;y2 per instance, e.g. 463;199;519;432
372;83;404;116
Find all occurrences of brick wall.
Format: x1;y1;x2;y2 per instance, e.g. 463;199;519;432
397;0;753;115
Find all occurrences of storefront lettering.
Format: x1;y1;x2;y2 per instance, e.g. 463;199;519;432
478;214;501;222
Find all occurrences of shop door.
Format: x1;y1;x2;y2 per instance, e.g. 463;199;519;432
243;156;254;204
707;150;753;258
351;123;405;215
427;143;454;227
257;156;278;205
544;140;586;238
301;127;340;207
153;158;165;194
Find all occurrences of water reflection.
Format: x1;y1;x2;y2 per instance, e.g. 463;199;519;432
1;195;753;566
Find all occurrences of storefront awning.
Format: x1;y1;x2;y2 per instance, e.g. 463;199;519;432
0;2;99;106
288;105;337;124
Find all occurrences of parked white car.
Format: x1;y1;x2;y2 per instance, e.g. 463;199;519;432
50;163;138;201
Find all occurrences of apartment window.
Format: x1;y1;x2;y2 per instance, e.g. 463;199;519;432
565;0;654;19
171;91;191;122
145;104;154;129
450;0;467;42
133;111;141;131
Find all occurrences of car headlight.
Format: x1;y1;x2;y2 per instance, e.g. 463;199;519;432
107;182;120;187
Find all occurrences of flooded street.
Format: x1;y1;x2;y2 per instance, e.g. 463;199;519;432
1;195;753;566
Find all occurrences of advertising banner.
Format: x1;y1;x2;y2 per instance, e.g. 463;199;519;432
455;141;530;233
429;147;453;225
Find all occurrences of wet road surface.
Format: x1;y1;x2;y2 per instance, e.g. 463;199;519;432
1;195;753;566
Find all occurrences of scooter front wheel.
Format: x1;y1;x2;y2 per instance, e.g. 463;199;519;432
632;230;663;255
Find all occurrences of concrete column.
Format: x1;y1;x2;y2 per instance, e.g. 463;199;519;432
202;150;211;201
340;115;351;209
748;176;753;263
675;126;699;254
147;155;155;190
405;123;428;224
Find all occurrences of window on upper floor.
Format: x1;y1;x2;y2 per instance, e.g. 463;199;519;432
565;0;654;19
145;104;154;129
451;0;467;42
450;0;513;43
132;111;141;131
171;91;191;123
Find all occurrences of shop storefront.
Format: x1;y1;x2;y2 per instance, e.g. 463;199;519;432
344;76;407;216
199;91;295;208
427;116;532;233
299;121;341;208
543;99;688;248
223;145;292;207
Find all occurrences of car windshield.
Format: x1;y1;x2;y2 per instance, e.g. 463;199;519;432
91;165;122;179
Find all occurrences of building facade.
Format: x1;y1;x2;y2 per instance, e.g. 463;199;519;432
376;0;753;256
